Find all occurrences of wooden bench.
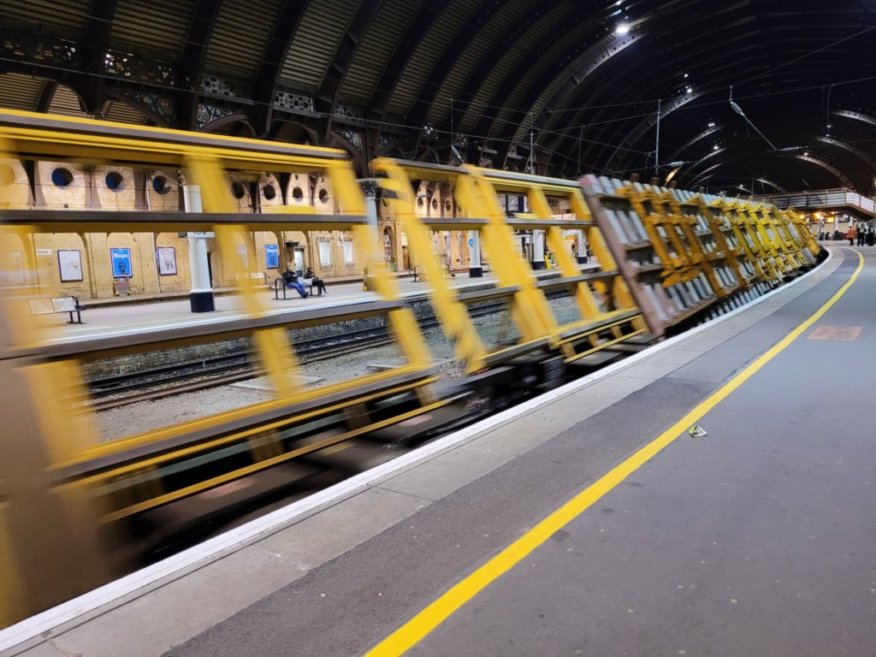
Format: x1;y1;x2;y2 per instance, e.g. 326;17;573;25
411;265;457;282
28;296;84;324
301;278;327;296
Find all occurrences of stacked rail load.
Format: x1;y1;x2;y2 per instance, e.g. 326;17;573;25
580;175;824;337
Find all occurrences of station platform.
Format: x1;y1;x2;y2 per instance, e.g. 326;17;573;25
36;268;520;343
3;246;874;657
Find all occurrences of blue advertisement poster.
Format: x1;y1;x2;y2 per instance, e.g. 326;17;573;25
265;243;280;269
110;247;132;278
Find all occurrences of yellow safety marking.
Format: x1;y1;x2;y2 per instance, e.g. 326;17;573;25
366;250;863;657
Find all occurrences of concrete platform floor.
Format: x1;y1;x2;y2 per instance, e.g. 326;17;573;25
4;247;873;657
33;269;515;343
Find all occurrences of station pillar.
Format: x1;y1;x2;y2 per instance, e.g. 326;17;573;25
183;184;215;313
361;179;379;291
576;229;588;264
468;230;483;277
532;229;546;270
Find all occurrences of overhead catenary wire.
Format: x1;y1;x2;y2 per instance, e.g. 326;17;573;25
1;22;875;177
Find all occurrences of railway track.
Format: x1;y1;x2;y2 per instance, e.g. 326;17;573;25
84;294;544;410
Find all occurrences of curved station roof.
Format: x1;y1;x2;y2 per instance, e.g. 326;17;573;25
0;0;874;193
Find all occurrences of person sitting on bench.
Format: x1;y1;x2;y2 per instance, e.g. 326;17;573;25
304;266;327;296
282;266;308;298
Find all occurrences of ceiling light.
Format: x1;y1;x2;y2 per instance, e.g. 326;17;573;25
685;86;693;94
614;23;630;35
713;144;719;151
708;121;715;128
683;73;689;79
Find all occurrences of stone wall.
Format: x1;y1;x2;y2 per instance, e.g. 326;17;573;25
6;159;424;298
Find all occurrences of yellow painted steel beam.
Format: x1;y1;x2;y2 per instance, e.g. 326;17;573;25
784;209;821;257
56;363;432;473
373;158;487;371
458;167;557;342
98;397;452;524
526;185;645;343
715;198;777;284
0;109;349;172
689;195;748;292
59;377;438;493
617;184;689;287
568;188;642;319
658;189;727;298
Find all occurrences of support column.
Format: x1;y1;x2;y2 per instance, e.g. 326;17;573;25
532;229;546;270
183;184;215;313
468;229;482;277
361;179;379;291
576;228;588;264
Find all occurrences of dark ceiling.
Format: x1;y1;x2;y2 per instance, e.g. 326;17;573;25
0;0;874;195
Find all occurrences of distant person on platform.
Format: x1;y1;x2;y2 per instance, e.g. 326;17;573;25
282;266;308;298
857;224;867;247
304;266;327;296
847;225;856;246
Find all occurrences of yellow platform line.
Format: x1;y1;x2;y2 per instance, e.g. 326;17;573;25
365;249;863;656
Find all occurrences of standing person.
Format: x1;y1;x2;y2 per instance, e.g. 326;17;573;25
857;224;866;246
847;224;856;246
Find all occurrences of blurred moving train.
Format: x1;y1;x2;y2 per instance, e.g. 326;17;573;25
0;110;823;627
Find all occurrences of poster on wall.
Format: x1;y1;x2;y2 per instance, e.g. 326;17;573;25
156;246;177;276
110;248;132;278
265;244;279;269
58;249;83;282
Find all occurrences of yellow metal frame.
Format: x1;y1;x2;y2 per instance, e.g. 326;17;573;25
374;159;646;370
479;169;646;353
0;111;442;607
583;175;816;336
0;109;431;399
687;195;750;289
714;198;781;283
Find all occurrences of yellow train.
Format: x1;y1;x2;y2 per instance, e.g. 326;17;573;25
0;110;823;627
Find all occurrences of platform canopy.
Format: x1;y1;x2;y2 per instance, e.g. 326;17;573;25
0;0;874;195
